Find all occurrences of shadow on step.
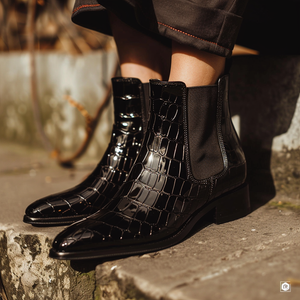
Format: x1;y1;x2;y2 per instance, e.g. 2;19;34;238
230;55;300;211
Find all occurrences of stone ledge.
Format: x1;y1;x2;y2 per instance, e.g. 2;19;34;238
1;142;300;300
94;204;300;300
2;202;299;300
0;227;96;300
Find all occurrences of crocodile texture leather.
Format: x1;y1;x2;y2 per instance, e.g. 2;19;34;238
23;78;147;226
50;75;250;259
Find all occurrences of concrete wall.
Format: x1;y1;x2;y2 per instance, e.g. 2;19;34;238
0;50;117;158
0;52;299;159
230;55;300;153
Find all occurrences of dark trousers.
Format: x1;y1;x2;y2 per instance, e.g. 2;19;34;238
72;0;300;57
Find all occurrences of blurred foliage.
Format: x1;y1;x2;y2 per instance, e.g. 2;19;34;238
0;0;114;53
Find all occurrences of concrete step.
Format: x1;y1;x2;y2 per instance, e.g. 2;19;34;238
94;204;300;300
0;143;98;300
0;142;300;300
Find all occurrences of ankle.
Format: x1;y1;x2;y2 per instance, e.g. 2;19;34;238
120;63;165;82
169;42;225;87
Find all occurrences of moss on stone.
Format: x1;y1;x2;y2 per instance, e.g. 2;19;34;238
268;200;300;211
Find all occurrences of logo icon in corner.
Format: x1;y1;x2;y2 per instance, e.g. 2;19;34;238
280;281;291;292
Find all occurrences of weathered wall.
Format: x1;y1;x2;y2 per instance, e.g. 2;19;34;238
0;50;117;158
1;53;299;158
0;228;96;300
230;55;300;152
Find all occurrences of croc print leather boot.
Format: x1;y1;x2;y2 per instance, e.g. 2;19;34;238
24;77;149;226
49;75;250;259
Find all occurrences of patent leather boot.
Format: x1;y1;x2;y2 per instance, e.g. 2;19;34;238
50;75;250;259
24;78;149;226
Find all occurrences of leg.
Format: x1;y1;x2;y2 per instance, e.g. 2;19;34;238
111;14;224;87
110;13;171;82
169;41;226;86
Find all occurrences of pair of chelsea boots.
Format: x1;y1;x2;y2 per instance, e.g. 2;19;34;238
24;75;250;260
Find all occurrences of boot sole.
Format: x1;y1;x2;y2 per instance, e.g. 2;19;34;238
23;214;88;227
49;183;250;260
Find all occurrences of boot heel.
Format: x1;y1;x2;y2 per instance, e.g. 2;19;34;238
213;183;250;224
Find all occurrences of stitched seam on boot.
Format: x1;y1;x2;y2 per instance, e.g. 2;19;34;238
213;77;228;180
73;4;101;14
157;22;230;51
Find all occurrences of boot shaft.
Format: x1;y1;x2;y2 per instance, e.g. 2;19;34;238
148;75;246;198
112;77;149;134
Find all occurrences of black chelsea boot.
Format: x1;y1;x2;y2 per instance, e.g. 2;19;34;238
49;75;250;259
23;77;149;226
